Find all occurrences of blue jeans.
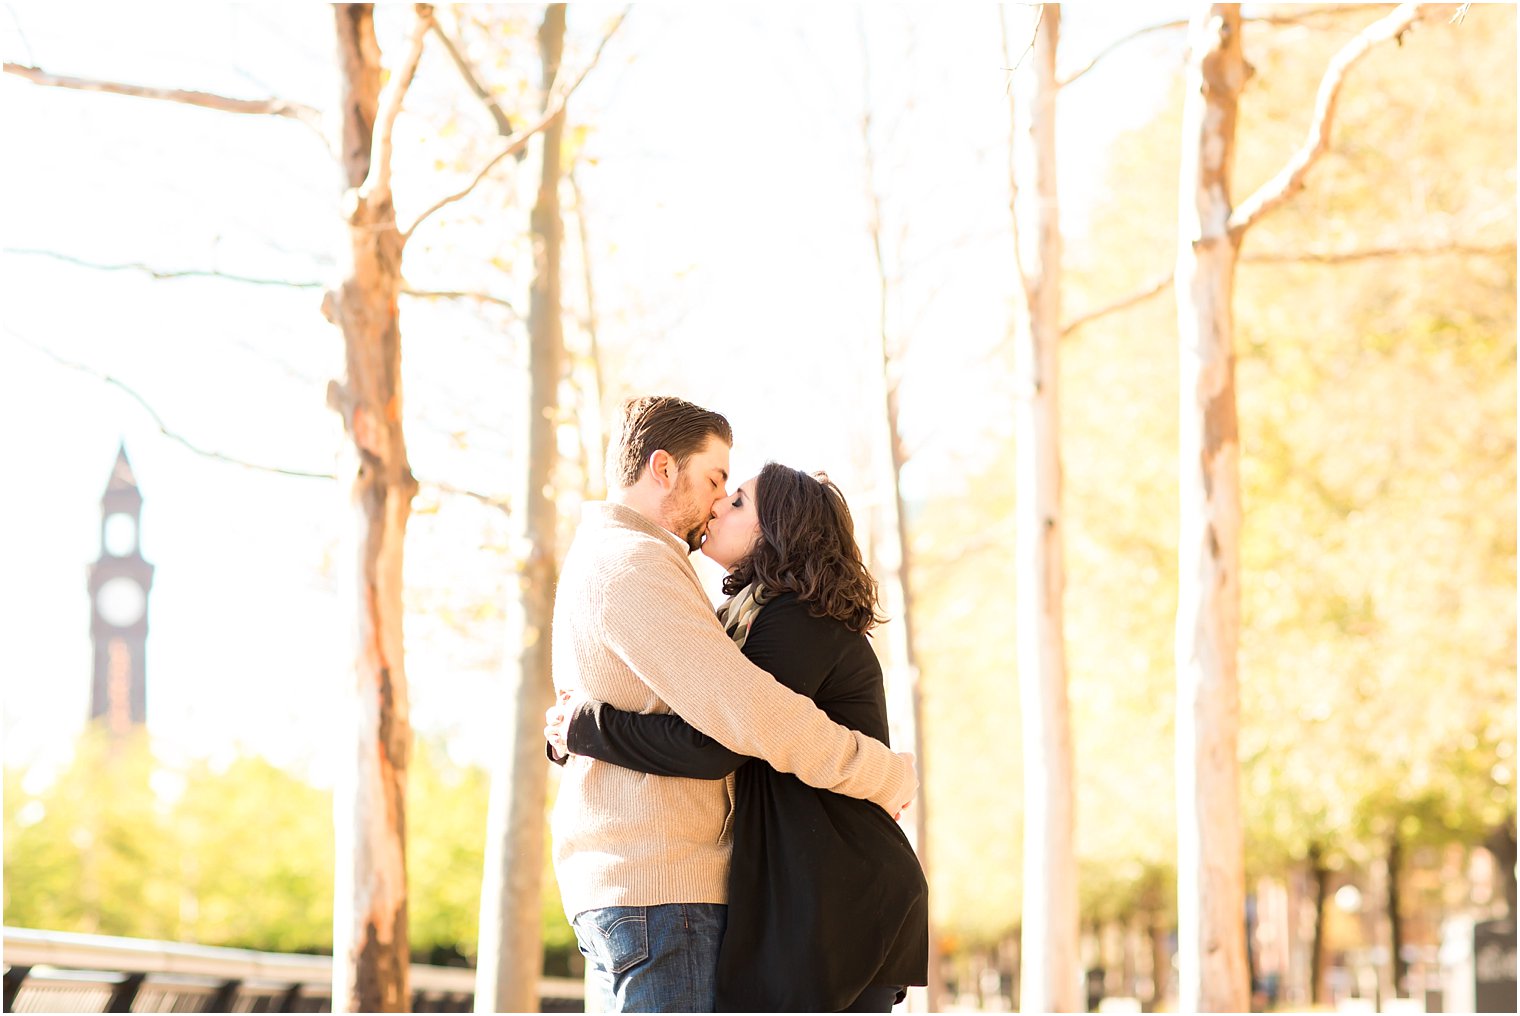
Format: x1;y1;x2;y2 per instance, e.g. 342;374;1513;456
572;903;728;1013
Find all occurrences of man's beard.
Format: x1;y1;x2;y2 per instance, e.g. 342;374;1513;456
661;474;709;553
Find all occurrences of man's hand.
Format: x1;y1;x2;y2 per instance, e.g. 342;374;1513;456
545;688;576;756
892;751;918;821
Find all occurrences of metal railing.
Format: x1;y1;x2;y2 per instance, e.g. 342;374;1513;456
2;927;584;1013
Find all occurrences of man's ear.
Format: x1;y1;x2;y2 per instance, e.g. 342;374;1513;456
647;449;675;490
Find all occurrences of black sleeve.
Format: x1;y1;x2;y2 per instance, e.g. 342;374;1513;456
563;596;837;778
565;699;748;779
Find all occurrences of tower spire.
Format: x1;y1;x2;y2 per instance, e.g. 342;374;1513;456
106;442;138;494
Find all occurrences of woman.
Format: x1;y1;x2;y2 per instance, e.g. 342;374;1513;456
550;463;928;1012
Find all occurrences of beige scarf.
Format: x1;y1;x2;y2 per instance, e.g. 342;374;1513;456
717;581;768;649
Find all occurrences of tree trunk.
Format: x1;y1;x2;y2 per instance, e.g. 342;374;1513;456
1245;887;1259;1006
872;307;938;1011
1387;833;1406;998
1148;911;1171;1012
1488;818;1519;920
1124;912;1142;1000
858;24;939;1011
474;6;566;1012
328;6;419;1012
1173;6;1249;1012
1308;845;1330;1006
567;168;608;500
877;392;939;1011
1005;6;1080;1013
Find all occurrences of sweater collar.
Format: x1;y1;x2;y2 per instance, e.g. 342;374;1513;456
584;500;690;555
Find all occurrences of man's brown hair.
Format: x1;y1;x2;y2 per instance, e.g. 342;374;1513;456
607;396;733;489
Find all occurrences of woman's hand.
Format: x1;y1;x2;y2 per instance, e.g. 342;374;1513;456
545;688;577;756
893;751;917;821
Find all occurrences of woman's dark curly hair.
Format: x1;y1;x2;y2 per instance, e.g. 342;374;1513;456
721;463;886;634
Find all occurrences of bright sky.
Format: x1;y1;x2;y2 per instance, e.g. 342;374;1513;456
0;3;1187;787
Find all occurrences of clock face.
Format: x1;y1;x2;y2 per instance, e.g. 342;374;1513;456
104;513;138;556
98;577;146;627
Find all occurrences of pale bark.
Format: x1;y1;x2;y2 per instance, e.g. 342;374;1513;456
474;6;566;1012
365;7;434;205
327;6;427;1012
858;18;938;1010
1172;5;1441;1010
867;361;938;1012
1174;7;1250;1011
404;10;627;241
1004;5;1080;1012
568;167;609;499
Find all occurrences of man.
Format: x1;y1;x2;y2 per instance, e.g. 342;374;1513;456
548;395;917;1013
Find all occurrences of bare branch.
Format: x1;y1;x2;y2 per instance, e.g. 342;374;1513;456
402;8;630;242
1057;18;1186;89
399;287;518;315
5;247;527;315
1060;237;1512;335
857;11;893;375
1056;5;1399;89
10;329;510;512
4;7;36;64
1229;3;1433;238
430;14;516;138
999;6;1020;244
425;481;510;514
2;61;330;150
366;4;435;204
10;331;337;480
4;247;324;288
1061;272;1174;337
1000;6;1030;289
1245;241;1516;264
914;529;1013;581
1001;3;1045;92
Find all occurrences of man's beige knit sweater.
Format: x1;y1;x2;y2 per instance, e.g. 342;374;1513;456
549;501;916;920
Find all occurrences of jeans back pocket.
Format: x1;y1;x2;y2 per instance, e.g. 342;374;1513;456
573;906;650;975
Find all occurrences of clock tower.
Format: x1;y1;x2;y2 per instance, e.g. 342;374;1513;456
88;444;154;736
